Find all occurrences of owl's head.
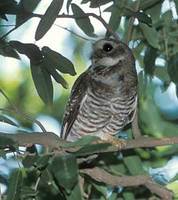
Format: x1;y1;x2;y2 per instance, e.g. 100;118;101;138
91;38;133;67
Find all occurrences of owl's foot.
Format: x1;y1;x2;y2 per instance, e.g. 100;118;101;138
107;138;126;149
98;134;126;149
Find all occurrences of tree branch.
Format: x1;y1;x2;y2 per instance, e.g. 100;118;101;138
1;131;178;154
81;167;173;199
1;12;119;40
0;132;60;148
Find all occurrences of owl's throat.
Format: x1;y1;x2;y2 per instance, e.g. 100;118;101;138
92;55;125;67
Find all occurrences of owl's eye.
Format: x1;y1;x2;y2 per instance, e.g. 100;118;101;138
103;43;113;52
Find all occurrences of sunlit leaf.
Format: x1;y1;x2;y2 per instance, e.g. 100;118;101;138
0;115;18;127
123;191;135;200
74;143;111;157
71;3;95;37
30;62;53;104
92;183;108;198
123;155;145;175
35;0;64;40
49;154;78;190
6;169;23;200
61;135;99;148
139;23;159;48
42;46;76;76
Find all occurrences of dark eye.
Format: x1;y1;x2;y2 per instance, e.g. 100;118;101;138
103;43;113;52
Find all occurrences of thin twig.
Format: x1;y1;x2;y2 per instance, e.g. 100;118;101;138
1;12;119;40
125;0;140;44
0;15;32;40
81;167;173;200
0;24;15;27
54;24;94;41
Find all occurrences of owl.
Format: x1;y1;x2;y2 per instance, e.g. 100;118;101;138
61;38;137;147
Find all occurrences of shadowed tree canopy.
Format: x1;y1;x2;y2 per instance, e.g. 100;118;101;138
0;0;178;199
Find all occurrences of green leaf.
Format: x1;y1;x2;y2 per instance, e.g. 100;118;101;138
0;115;18;127
139;23;159;48
122;191;135;200
22;155;38;168
67;0;73;13
49;154;78;190
66;182;82;200
9;41;43;64
0;135;15;147
175;0;178;15
71;3;95;37
155;66;170;82
107;0;125;34
140;0;162;11
92;182;108;199
30;62;53;104
35;0;64;40
35;154;51;170
168;53;178;84
61;135;99;148
123;155;145;175
0;0;18;15
146;2;161;23
16;0;41;26
0;13;8;21
81;0;90;4
21;186;37;199
6;169;23;200
43;56;69;89
134;11;152;26
42;46;76;76
0;40;20;59
74;143;111;157
89;0;111;8
144;46;157;76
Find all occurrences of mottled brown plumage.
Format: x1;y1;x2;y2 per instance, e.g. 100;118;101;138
61;38;137;144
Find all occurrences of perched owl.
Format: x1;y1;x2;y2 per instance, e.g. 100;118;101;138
61;38;137;146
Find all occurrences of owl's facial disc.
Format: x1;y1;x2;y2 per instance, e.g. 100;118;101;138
91;39;126;67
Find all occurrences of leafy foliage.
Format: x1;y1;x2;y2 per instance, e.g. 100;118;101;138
1;0;178;199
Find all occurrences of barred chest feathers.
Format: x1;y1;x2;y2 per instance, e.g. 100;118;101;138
61;38;138;142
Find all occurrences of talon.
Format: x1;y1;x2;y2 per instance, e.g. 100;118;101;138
108;139;126;149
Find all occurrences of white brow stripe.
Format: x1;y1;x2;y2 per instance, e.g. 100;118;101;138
97;56;125;67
